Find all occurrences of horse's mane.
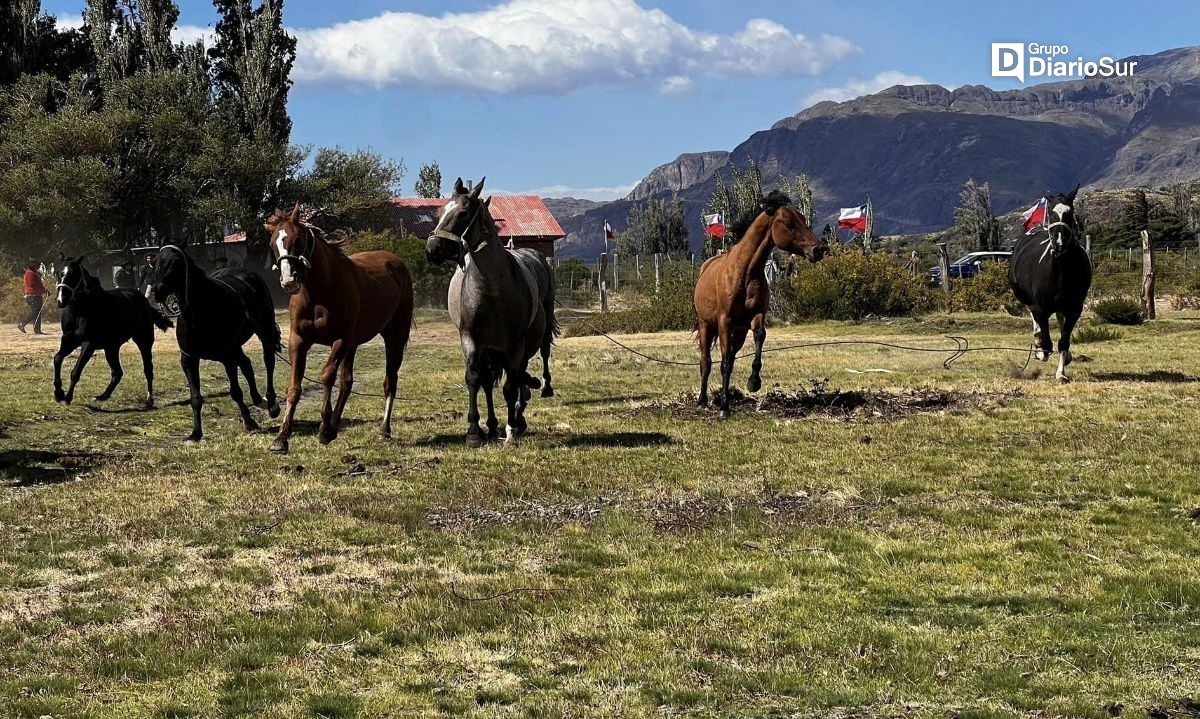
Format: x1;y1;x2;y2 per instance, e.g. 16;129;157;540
264;208;348;255
728;190;793;241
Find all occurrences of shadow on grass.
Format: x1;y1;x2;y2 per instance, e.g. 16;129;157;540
84;391;231;414
561;431;676;448
559;394;655;407
0;449;110;488
1091;370;1200;383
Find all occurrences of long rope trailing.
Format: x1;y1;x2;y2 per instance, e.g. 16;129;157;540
269;302;1037;401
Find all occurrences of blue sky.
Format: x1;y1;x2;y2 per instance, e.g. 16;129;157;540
47;0;1200;200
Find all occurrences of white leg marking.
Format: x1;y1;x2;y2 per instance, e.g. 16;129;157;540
1056;350;1071;382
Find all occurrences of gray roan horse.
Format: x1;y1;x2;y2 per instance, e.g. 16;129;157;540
425;178;558;447
1008;186;1093;381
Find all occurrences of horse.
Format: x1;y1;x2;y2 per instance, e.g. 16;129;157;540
425;177;558;447
693;191;827;418
262;204;414;454
52;255;173;408
1008;186;1092;382
152;245;281;442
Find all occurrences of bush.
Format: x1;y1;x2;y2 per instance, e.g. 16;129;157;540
1073;324;1123;343
1091;296;1145;325
562;262;697;336
954;262;1015;312
774;249;939;321
349;230;454;307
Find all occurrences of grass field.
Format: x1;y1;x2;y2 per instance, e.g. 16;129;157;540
1;308;1199;719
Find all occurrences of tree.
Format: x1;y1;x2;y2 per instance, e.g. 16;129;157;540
414;161;442;198
1;1;89;86
618;197;687;256
777;173;814;228
704;161;762;257
286;147;405;234
954;179;1000;251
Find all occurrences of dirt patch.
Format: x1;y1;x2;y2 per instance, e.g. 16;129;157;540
643;380;1019;421
0;449;123;488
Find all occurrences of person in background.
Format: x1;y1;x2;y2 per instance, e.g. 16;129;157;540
115;259;136;289
18;260;48;334
137;252;155;298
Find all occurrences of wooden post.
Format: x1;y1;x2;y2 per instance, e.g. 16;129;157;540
1085;234;1092;262
1128;247;1133;270
635;254;641;283
1142;230;1155;320
654;253;662;292
936;242;952;306
599;253;609;312
910;250;919;279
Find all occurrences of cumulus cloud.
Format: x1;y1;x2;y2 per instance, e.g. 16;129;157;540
291;0;859;94
659;75;694;96
802;71;935;106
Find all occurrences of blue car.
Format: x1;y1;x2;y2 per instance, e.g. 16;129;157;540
929;251;1012;286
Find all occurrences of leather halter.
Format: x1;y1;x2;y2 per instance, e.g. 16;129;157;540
273;224;315;282
430;200;486;266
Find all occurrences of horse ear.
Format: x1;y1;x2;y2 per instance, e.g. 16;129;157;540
470;177;486;199
454;177;466;195
484;196;492;207
1067;184;1080;204
289;201;301;222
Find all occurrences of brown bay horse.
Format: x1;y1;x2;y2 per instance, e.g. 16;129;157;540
264;205;414;453
693;191;827;418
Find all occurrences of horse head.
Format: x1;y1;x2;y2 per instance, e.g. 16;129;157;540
56;254;91;308
264;202;315;294
426;177;489;266
152;244;192;305
1043;185;1081;259
762;191;826;263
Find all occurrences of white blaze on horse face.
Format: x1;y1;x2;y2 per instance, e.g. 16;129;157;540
433;200;458;233
275;229;293;285
1052;203;1071;219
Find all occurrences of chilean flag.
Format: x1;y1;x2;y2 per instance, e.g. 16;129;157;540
604;220;614;240
838;205;868;232
705;213;726;237
1021;198;1047;233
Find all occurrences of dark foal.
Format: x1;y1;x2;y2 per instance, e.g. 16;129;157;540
53;256;173;407
152;246;281;442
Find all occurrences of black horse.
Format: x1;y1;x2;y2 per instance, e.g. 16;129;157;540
1008;186;1093;382
53;256;174;407
152;245;281;442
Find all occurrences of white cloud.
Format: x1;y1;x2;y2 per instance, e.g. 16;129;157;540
803;71;935;106
493;183;638;201
659;75;694;97
291;0;859;94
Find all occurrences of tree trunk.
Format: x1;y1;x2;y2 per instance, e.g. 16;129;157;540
1142;230;1155;320
936;242;952;307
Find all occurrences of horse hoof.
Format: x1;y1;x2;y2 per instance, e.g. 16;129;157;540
245;422;261;433
54;390;65;403
487;427;499;441
718;409;731;420
268;403;281;419
466;433;486;449
541;385;554;398
504;433;519;448
1056;374;1071;383
318;432;336;445
747;376;762;393
184;434;202;444
94;394;110;402
269;440;288;454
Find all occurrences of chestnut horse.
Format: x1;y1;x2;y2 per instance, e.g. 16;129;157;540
693;191;827;418
264;205;414;453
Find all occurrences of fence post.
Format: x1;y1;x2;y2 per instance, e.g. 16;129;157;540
654;253;662;292
599;252;609;313
1085;234;1092;263
936;242;952;307
612;252;619;291
910;250;919;279
1128;247;1133;270
1142;229;1156;320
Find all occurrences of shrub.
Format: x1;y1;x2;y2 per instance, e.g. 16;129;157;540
1091;296;1145;325
774;249;939;321
1073;324;1123;343
349;230;454;307
562;262;697;336
954;262;1014;313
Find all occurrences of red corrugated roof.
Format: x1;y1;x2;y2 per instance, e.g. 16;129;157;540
389;195;564;240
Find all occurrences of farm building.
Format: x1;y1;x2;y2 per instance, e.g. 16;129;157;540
389;196;565;259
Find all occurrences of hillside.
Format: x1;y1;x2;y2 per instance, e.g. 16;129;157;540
551;45;1200;259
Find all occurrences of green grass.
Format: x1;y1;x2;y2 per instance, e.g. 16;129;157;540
1;309;1199;718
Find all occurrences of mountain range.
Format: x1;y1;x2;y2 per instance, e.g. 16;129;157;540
551;45;1200;258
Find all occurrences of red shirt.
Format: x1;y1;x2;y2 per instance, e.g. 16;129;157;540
23;268;46;296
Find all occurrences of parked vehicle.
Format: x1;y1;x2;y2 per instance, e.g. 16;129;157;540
929;251;1012;286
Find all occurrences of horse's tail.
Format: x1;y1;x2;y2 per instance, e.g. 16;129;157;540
150;306;174;332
